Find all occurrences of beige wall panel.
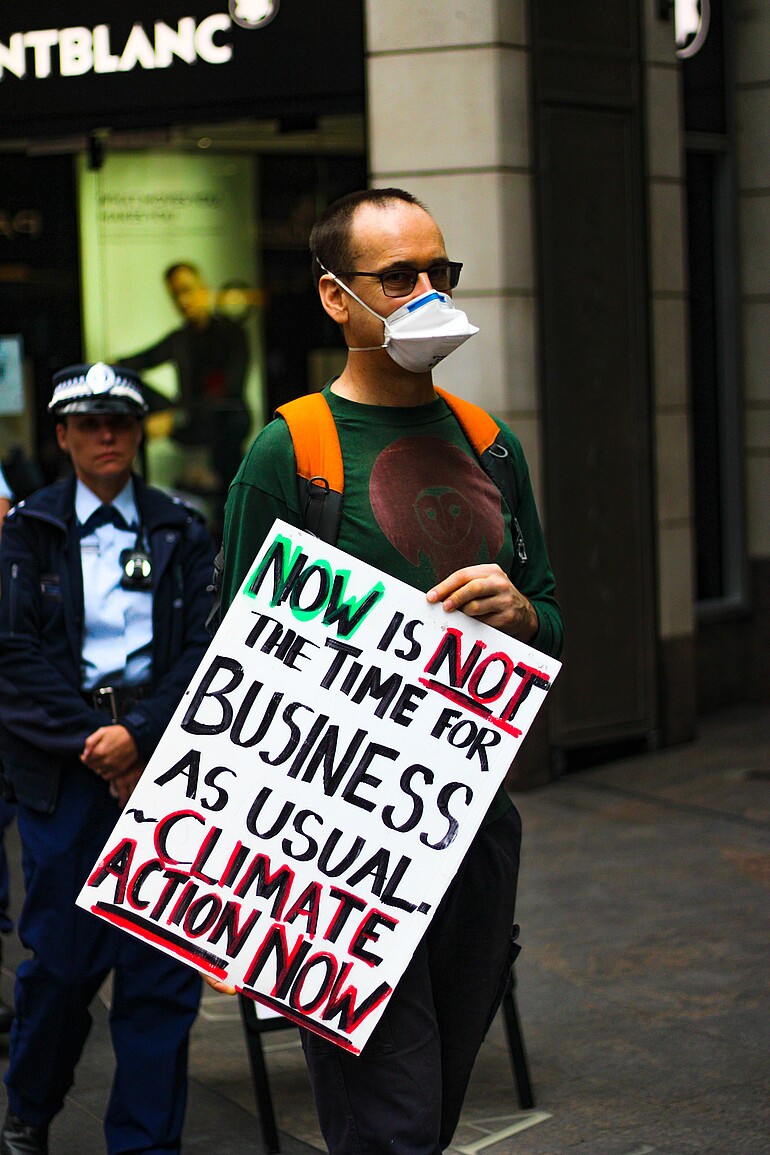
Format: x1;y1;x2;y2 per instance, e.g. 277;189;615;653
368;47;527;173
646;65;683;180
649;182;688;294
655;412;693;523
643;3;677;65
365;0;526;52
433;294;538;415
652;296;689;409
746;456;770;556
657;523;696;638
374;171;534;294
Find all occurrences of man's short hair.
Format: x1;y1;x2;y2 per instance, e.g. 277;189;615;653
309;188;428;288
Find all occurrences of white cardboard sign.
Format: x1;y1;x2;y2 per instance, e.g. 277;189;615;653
77;520;560;1054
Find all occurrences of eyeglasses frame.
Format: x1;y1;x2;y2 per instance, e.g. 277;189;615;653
330;261;464;298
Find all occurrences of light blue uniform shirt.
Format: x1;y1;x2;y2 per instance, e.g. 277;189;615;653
76;478;153;691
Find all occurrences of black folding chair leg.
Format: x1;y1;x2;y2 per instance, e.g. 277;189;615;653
236;979;533;1150
501;980;535;1110
239;995;282;1153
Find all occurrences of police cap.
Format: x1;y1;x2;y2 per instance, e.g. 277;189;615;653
48;362;148;418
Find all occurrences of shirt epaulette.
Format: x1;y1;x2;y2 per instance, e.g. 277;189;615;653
170;495;207;524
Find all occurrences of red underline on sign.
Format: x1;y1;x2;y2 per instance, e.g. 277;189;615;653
238;987;360;1053
91;902;229;978
418;679;522;737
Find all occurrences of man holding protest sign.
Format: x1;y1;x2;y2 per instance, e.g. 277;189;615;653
220;189;563;1153
0;364;214;1155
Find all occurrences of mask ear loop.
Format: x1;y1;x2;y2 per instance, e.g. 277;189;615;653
316;260;390;352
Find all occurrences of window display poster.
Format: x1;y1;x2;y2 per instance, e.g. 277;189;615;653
78;150;263;432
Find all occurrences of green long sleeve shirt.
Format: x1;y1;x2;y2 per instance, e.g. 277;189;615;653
222;385;563;822
223;386;562;654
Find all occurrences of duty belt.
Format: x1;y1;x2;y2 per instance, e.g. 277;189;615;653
83;684;152;721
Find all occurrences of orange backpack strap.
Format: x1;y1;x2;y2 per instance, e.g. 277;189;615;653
276;392;344;493
276;392;344;542
274;386;524;562
433;385;500;456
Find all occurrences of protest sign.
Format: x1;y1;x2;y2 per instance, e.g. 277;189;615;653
77;520;561;1054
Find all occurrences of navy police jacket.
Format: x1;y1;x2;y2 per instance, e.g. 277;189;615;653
0;473;215;813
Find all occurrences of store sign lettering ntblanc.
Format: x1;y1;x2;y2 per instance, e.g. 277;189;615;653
0;10;279;82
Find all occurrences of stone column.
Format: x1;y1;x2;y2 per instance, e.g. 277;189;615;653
364;1;544;500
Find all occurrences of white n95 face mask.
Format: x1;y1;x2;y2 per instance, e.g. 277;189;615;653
322;267;479;374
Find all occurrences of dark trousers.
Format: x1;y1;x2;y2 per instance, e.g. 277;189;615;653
300;806;522;1155
4;764;201;1155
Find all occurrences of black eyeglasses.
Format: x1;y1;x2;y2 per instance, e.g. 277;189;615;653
334;262;463;298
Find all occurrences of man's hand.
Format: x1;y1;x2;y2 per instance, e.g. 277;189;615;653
108;764;145;808
427;564;538;640
81;724;139;778
202;973;237;996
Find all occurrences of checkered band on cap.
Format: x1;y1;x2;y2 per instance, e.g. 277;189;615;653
49;362;148;415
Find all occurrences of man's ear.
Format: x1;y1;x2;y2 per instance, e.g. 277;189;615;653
318;274;350;326
55;422;69;453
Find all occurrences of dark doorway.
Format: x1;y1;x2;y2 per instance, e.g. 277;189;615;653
529;0;657;751
0;153;82;483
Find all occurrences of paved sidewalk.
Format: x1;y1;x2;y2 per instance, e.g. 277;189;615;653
1;703;768;1154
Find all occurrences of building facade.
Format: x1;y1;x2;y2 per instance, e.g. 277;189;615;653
1;1;766;781
365;0;769;779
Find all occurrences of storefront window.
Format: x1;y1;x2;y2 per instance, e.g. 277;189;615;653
79;148;262;527
76;123;364;531
0;3;366;532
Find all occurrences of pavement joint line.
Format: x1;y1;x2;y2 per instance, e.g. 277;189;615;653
263;1037;303;1053
197;1008;242;1021
449;1111;552;1152
621;1147;656;1155
201;990;237;1006
566;778;770;830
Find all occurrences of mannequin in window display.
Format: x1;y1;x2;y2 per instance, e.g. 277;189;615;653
119;262;252;511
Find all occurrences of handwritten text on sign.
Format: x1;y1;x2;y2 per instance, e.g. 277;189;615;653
77;521;560;1053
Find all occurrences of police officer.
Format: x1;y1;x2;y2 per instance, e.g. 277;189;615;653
0;364;215;1155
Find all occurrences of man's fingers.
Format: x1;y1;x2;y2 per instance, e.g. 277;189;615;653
428;564;508;608
203;973;237;996
426;564;537;640
426;567;476;605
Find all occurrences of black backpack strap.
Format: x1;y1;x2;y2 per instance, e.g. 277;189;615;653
480;441;527;565
434;386;526;566
206;545;224;636
300;475;344;545
276;393;344;546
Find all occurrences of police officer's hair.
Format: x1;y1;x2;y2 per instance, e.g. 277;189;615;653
309;188;428;288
